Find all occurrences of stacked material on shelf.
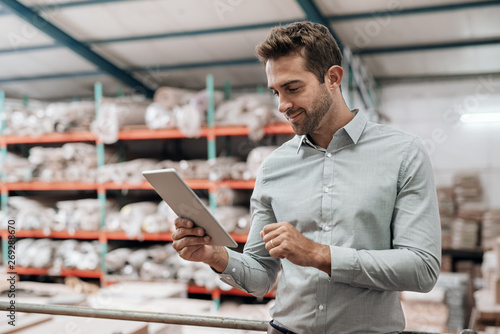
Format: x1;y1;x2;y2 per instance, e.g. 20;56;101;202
208;157;241;181
441;216;453;249
3;98;49;136
0;196;56;231
482;211;500;250
2;152;33;182
214;205;251;235
214;186;250;206
91;97;151;144
437;187;455;217
401;288;448;333
150;87;224;138
435;272;470;332
215;93;285;141
17;238;100;271
54;199;119;231
177;159;211;179
45;101;95;133
29;142;117;183
106;243;231;291
97;158;160;184
453;172;482;203
451;217;480;249
481;238;500;304
106;201;175;237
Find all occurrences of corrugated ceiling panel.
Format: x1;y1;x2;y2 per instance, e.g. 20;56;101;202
140;63;267;90
332;7;500;49
362;44;500;77
42;0;303;41
315;0;497;15
92;29;268;68
0;15;55;49
0;48;96;79
1;74;126;100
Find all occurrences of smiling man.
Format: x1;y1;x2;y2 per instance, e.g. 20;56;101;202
172;21;441;334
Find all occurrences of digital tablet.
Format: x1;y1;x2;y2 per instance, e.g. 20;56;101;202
142;168;238;248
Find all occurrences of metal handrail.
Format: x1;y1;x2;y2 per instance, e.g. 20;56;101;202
0;302;478;333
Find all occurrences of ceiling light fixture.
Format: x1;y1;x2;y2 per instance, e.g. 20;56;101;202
460;112;500;123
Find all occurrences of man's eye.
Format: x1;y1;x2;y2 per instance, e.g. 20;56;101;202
288;87;298;93
272;90;279;96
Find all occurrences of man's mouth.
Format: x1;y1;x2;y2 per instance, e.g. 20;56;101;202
286;110;304;123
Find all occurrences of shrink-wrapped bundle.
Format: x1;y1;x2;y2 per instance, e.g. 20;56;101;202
4;99;50;136
153;87;195;109
145;102;176;130
214;205;250;234
215;94;284;141
142;201;177;234
108;201;158;238
214;186;250;206
2;152;33;183
208;157;240;181
174;104;203;138
55;199;119;232
177;159;210;179
97;158;159;184
45;101;95;133
5;197;55;231
482;210;500;250
106;248;133;273
17;238;53;268
91;97;151;144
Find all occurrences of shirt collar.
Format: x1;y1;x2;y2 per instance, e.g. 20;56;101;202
296;109;367;154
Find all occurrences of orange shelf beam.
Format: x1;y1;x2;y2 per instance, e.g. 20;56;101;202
4;181;98;191
14;267;102;278
3;131;96;145
103;231;173;241
13;230;100;239
217;180;255;189
117;128;210;140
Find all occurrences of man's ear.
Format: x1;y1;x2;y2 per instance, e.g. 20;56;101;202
325;65;343;91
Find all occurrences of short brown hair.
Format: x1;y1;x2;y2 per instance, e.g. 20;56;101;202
255;21;342;83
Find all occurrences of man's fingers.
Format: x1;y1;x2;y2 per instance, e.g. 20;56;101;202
174;217;194;229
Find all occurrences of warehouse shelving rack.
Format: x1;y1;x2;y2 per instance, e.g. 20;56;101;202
0;79;290;300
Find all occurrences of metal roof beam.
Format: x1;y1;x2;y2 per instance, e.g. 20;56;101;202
0;20;299;55
327;1;500;21
0;0;154;98
295;0;343;50
357;38;500;55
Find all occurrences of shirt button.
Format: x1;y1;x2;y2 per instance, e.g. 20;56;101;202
326;153;332;158
324;187;330;193
324;226;331;231
319;305;324;311
232;268;236;273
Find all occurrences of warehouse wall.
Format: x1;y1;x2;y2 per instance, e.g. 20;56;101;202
381;76;500;208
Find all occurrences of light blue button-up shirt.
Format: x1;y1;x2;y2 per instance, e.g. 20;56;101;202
219;110;441;334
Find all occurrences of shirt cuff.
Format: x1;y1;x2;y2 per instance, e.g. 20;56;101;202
330;245;358;284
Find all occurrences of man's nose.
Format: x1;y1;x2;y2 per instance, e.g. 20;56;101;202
278;95;292;114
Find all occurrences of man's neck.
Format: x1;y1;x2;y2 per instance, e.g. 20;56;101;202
309;105;354;149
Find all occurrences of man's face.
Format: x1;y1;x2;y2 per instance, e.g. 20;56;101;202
266;54;334;136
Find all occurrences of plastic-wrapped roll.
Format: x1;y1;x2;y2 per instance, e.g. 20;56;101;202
214;186;250;206
214;205;249;234
177;159;210;179
145;102;176;130
208;157;240;182
174;104;203;138
153;87;195;109
127;249;149;270
229;161;248;180
119;201;159;238
91;98;151;144
106;248;133;273
46;101;95;133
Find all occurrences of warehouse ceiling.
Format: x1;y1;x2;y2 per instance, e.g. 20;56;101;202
0;0;499;100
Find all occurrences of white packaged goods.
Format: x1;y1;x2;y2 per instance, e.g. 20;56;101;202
45;101;95;133
153;87;196;109
97;158;159;184
2;152;33;183
29;143;117;183
91;97;150;144
215;94;285;141
3;98;49;136
55;199;118;232
145;102;176;129
208;157;241;181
